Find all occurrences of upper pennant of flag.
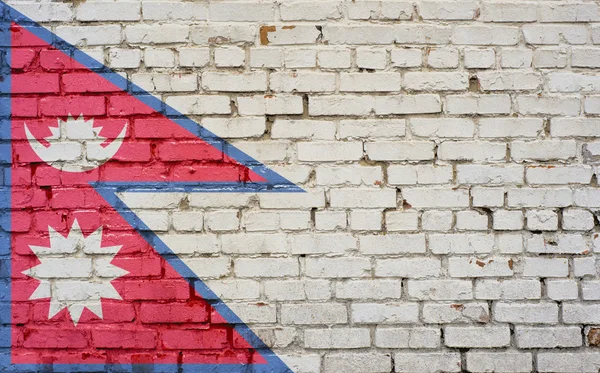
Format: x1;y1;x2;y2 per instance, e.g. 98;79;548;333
3;3;299;371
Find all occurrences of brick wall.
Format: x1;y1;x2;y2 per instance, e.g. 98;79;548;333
8;0;600;372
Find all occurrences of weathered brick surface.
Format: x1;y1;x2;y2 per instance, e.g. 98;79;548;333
7;0;600;371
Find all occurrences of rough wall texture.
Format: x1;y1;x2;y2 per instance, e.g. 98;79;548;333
8;0;600;372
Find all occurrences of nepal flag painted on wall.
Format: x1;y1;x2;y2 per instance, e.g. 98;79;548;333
0;3;301;372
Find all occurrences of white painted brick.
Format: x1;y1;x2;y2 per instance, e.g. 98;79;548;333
478;71;542;91
285;48;317;68
407;280;472;300
271;72;336;93
324;352;391;373
375;327;441;349
395;25;452;44
466;352;533;373
391;48;422;67
56;25;122;46
325;25;395;45
316;165;381;186
452;26;519;45
209;2;275;22
457;165;524;185
448;257;514;277
280;1;342;21
280;355;321;373
563;209;595;231
142;2;207;21
472;187;505;208
125;25;189;44
439;141;506;162
351;303;419;324
306;258;371;278
445;326;511;348
214;47;245;67
359;234;426;255
394;353;461;373
419;1;479;20
336;279;402;300
340;73;401;92
516;326;582;349
109;48;141;69
366;141;435;161
527;234;590;255
430;234;494;254
191;24;256;45
350;210;382;231
234;258;298;278
281;303;347;325
507;188;573;208
422;210;453;231
291;234;356;255
446;95;511;114
563;304;600;324
338;119;406;139
375;258;441;278
298;142;363;162
427;48;459;68
220;233;287;254
534;48;567;68
202;72;266;92
304;328;370;349
402;188;469;209
494;302;559;324
422;302;490;324
76;2;140;21
410;118;475;138
526;210;559;231
356;47;388;69
237;94;303;115
264;279;331;301
497;233;524;254
464;48;496;69
523;25;587;45
475;279;542;300
179;48;210;67
273;119;335;140
547;279;579;301
385;211;419;232
481;3;537;22
538;352;600;373
574;257;597;277
501;48;533;68
201;117;266;139
523;258;569;278
250;48;282;68
517;96;580;116
259;190;326;209
456;211;489;231
404;72;468;91
318;49;352;69
144;48;175;68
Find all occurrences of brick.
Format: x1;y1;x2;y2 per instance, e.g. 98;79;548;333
359;234;426;254
77;2;140;21
280;1;342;21
475;279;542;300
422;302;490;324
125;25;189;44
375;258;441;278
394;353;461;373
429;234;495;254
516;326;582;348
336;279;402;300
538;353;600;373
281;303;347;325
444;325;510;348
466;352;533;373
324;353;391;373
402;188;469;209
209;2;275;22
448;257;514;277
304;328;370;349
494;302;559;324
446;95;511;114
407;280;472;300
351;303;419;324
375;327;441;349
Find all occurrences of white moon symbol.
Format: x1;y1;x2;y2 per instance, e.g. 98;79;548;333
24;115;127;173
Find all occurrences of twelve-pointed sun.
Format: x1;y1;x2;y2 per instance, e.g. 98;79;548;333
22;219;128;325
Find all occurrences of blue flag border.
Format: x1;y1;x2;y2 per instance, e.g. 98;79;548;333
0;3;301;372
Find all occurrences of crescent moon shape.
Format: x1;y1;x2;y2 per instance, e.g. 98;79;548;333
24;122;127;173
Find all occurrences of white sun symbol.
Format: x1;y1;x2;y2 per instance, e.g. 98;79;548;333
22;219;128;325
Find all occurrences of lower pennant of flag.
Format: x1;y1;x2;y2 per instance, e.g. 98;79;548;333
1;3;299;372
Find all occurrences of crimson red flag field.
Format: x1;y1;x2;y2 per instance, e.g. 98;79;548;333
0;3;300;371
